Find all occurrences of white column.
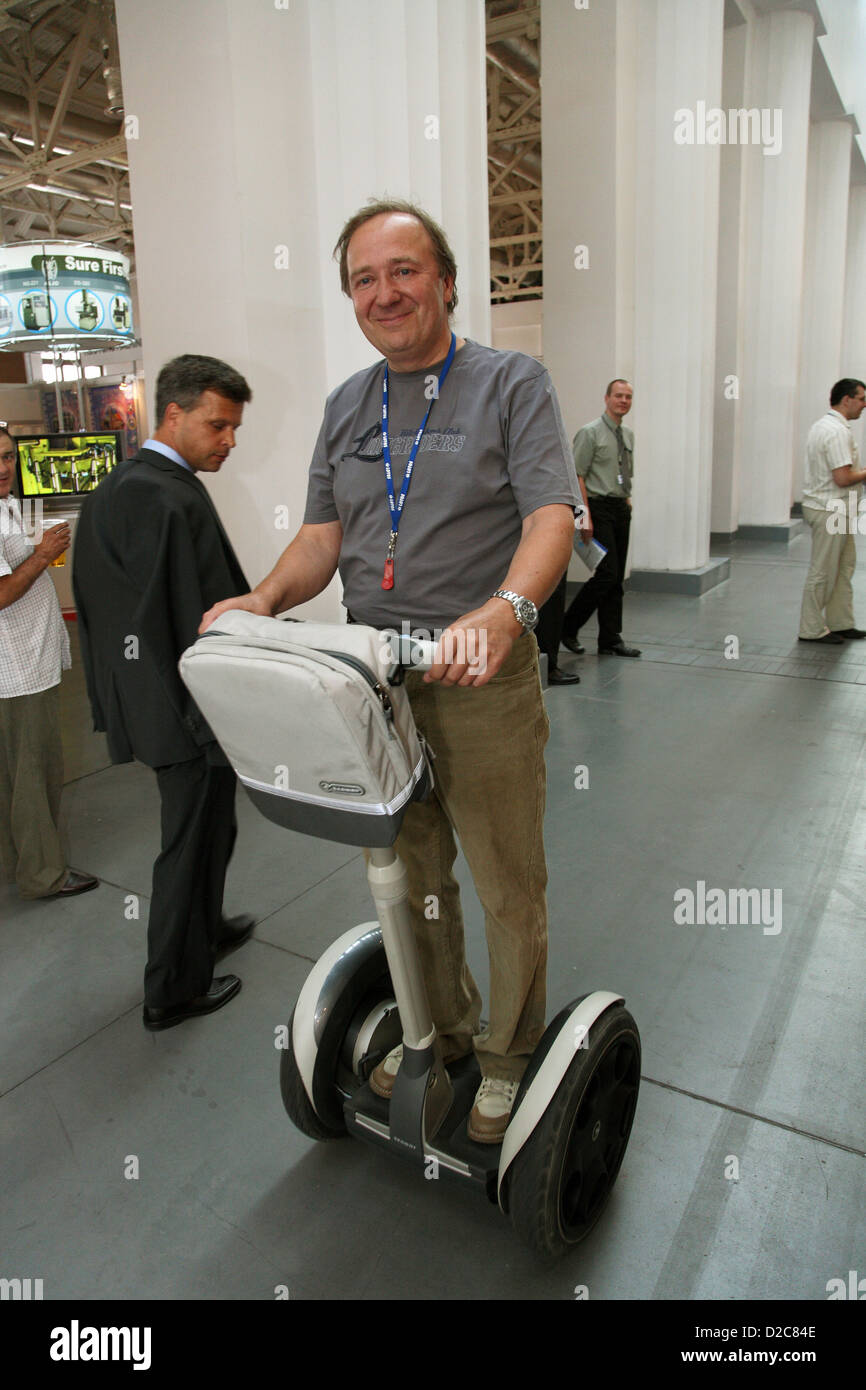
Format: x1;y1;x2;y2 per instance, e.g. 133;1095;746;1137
114;0;489;618
737;7;814;527
438;0;492;345
543;0;726;584
629;0;724;573
540;0;621;439
711;18;749;537
794;119;852;498
842;183;866;457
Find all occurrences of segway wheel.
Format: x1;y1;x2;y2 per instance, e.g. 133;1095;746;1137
280;1006;347;1142
507;1005;640;1259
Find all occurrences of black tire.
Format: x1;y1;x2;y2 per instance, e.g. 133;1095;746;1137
279;937;400;1140
507;1004;641;1260
279;1006;347;1141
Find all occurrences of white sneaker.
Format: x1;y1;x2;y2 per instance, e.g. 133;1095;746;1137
467;1077;519;1144
369;1044;402;1098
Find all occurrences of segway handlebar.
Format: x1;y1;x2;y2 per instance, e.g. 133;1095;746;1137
384;631;491;680
385;633;439;674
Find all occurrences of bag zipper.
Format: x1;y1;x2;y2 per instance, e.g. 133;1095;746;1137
320;650;394;722
200;629;395;722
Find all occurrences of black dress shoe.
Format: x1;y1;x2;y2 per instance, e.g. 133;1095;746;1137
830;628;866;639
548;666;580;685
599;641;642;658
798;633;844;645
214;914;256;959
561;637;585;655
143;975;241;1031
50;870;99;898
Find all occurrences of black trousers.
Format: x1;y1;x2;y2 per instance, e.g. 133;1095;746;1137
563;495;631;648
535;571;568;668
144;750;237;1007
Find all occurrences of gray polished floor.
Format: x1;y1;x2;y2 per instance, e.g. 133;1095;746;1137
1;529;864;1301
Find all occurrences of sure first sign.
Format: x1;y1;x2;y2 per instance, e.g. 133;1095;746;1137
0;240;134;351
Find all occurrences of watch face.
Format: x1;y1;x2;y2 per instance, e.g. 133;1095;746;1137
517;597;538;627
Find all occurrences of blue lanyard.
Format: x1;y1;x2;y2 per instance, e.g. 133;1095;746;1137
381;332;457;590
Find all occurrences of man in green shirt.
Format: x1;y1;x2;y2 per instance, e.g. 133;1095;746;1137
562;379;641;658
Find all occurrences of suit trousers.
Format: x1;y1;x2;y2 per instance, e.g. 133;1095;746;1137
144;750;237;1007
394;635;550;1083
563;495;631;648
798;504;856;638
535;571;568;668
0;683;67;898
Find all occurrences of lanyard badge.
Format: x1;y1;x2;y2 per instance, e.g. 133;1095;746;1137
381;332;457;590
603;415;630;488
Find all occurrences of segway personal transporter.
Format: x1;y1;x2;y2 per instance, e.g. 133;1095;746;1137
180;612;640;1259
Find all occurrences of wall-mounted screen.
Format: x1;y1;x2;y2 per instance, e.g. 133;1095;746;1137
16;432;123;498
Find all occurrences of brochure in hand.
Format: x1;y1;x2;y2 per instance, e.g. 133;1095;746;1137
573;534;608;573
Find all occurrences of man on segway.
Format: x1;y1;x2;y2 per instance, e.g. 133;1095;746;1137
201;200;579;1143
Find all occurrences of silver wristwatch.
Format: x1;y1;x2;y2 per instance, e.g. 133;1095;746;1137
492;589;539;632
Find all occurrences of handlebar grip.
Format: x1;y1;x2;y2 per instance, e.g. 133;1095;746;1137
386;634;440;672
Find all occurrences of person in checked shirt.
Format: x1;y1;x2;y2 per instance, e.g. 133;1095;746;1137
0;428;98;899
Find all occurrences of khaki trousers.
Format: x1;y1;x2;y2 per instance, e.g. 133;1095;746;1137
799;504;856;639
395;634;550;1082
0;683;67;898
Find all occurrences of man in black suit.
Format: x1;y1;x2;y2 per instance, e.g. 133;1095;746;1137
73;355;254;1030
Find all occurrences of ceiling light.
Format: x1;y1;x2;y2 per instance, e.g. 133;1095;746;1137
13;134;127;170
25;182;131;210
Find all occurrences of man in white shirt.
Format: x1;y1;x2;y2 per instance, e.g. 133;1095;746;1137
0;428;98;898
798;379;866;645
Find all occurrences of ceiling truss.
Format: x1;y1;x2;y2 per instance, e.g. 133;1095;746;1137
0;0;131;258
486;0;542;304
2;2;541;306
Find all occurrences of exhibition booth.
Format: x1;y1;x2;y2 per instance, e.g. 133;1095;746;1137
0;238;142;611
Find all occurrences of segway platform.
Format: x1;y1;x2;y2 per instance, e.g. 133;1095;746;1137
344;1052;502;1200
180;613;641;1259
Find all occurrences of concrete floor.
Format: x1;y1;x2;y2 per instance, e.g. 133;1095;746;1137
1;528;864;1302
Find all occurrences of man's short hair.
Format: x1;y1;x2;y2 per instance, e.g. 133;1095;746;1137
155;355;252;424
333;198;459;315
830;378;866;407
0;427;13;449
605;379;632;397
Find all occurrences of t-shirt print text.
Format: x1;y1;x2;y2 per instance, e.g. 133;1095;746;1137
341;422;466;463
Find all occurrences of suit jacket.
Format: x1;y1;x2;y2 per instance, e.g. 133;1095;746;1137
72;447;248;767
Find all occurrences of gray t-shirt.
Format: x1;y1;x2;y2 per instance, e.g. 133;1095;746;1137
303;339;579;631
